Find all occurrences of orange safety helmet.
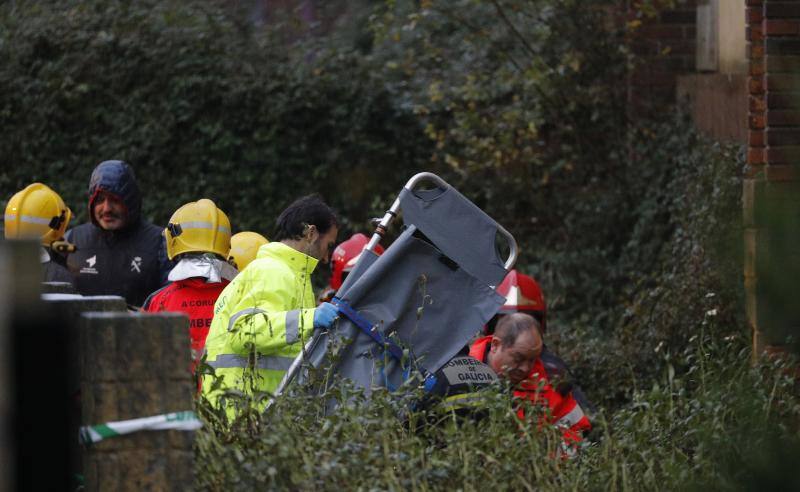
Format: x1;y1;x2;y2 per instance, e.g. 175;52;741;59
330;233;384;290
496;269;547;331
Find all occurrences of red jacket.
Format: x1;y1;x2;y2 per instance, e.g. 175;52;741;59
469;336;591;451
143;277;229;362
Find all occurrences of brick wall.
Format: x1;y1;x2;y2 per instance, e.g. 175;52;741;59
745;0;800;355
748;1;767;169
628;1;750;143
628;0;698;114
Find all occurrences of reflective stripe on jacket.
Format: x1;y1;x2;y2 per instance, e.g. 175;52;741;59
540;345;596;416
469;336;591;449
201;242;318;410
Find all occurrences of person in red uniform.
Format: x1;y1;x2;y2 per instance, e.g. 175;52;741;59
318;232;385;303
491;269;595;415
142;199;236;371
470;312;591;455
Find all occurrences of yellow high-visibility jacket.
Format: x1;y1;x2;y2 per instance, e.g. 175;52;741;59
202;242;318;409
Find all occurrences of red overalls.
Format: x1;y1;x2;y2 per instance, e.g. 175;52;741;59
469;336;591;452
143;277;229;367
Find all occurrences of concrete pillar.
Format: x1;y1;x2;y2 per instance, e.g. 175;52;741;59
41;294;127;480
0;240;75;490
80;311;194;491
0;242;23;491
42;281;77;294
42;295;127;388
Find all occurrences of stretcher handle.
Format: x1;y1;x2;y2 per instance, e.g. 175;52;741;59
366;172;518;270
271;177;433;404
270;173;519;407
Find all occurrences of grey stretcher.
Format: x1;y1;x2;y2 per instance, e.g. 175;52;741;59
272;172;518;404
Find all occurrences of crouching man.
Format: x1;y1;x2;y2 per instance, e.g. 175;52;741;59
470;312;591;454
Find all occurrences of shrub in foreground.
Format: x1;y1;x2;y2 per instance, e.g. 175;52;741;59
194;328;800;490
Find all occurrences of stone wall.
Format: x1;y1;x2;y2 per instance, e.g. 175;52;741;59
80;311;194;492
41;294;128;481
0;240;197;490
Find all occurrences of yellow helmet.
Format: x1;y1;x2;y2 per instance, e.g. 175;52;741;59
227;231;269;271
164;198;231;260
4;183;72;246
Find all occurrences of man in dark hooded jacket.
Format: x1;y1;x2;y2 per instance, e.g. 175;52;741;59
66;160;171;307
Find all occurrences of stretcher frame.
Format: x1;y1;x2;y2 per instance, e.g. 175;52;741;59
271;172;518;402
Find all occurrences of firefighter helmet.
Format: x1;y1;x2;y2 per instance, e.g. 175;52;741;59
165;199;231;260
4;183;72;246
227;231;269;271
330;233;384;290
496;269;547;331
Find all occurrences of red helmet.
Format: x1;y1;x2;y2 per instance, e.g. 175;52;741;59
496;269;547;331
330;233;385;290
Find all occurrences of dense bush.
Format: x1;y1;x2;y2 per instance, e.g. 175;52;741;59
0;0;724;333
554;118;746;408
195;328;800;490
368;0;632;293
2;0;797;489
363;0;747;409
0;0;430;235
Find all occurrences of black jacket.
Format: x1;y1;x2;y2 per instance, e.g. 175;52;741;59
66;161;171;307
43;249;74;285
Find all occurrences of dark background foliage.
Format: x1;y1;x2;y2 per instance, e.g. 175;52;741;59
0;0;745;403
0;0;747;399
3;0;797;488
0;0;430;236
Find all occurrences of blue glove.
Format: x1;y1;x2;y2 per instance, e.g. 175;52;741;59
313;302;339;329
